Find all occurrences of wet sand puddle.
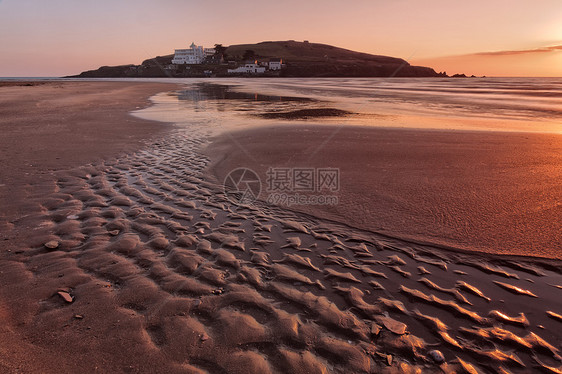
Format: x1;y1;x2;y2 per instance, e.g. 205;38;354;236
2;88;562;373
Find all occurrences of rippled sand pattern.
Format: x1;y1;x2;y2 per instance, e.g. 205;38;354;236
2;126;561;373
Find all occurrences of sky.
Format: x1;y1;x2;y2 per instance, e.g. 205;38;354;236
1;0;561;77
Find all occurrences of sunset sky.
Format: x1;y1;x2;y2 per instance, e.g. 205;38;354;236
1;0;561;77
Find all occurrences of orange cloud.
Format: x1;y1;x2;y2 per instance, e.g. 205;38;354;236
473;44;562;56
412;44;562;77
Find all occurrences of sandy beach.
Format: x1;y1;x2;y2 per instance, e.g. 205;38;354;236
1;80;561;374
205;125;562;259
0;80;182;372
0;80;180;223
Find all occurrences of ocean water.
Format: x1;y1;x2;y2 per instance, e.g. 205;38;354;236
130;77;562;134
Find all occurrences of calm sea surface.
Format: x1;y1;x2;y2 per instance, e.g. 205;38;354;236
121;77;562;134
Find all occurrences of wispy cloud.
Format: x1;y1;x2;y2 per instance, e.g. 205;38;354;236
411;43;562;77
472;44;562;57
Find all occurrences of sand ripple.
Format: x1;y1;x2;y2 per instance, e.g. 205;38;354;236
1;125;561;373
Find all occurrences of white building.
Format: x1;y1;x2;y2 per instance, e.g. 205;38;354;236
172;42;215;64
227;63;266;74
269;58;283;70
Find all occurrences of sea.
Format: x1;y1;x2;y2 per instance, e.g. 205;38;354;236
114;77;562;134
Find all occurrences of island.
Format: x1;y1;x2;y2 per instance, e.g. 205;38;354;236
70;40;450;78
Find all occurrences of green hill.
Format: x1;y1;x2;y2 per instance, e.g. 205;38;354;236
225;40;405;64
223;40;439;77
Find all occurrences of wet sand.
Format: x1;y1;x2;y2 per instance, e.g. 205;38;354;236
0;80;181;372
205;125;562;260
1;81;561;374
0;80;179;223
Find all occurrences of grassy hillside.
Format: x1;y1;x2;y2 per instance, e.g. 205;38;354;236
223;40;439;77
225;40;406;65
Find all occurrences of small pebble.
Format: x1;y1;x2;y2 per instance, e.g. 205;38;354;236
371;323;381;336
429;350;445;363
57;291;73;303
44;241;59;249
